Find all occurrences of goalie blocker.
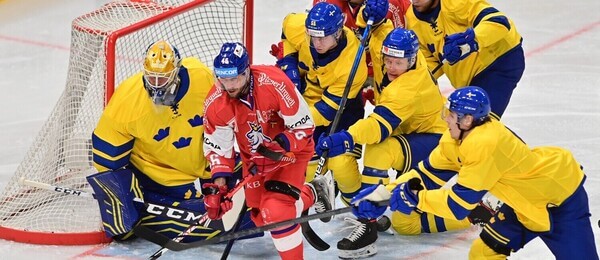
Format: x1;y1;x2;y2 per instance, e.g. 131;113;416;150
87;168;256;242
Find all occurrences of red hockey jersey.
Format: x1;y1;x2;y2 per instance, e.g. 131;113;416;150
203;65;315;179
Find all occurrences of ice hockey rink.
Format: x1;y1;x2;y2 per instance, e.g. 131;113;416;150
0;0;598;259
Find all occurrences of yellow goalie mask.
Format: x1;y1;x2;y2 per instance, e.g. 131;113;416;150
143;40;182;105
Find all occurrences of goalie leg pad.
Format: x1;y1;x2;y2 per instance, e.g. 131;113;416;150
86;168;143;237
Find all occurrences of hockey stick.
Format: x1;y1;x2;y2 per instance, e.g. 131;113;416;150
134;200;390;251
147;144;278;259
148;167;252;259
220;203;248;260
304;18;377;251
18;177;210;226
431;61;444;75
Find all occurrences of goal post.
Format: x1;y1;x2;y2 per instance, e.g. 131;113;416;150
0;0;253;245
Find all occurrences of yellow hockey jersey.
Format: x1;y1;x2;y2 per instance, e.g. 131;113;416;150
405;0;522;87
348;51;446;144
92;57;214;186
389;119;585;232
281;13;308;57
347;18;446;144
281;13;367;127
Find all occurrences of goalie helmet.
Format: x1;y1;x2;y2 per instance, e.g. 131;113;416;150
381;28;419;67
213;42;249;78
143;40;182;105
446;86;491;123
305;2;344;37
143;40;181;88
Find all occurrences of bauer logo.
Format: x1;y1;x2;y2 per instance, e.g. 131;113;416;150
382;46;405;58
307;29;325;37
215;67;238;78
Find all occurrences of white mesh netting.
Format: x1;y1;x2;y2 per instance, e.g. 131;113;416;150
0;0;248;244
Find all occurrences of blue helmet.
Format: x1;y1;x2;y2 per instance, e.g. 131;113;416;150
213;42;249;78
381;28;419;59
305;2;344;37
447;86;491;123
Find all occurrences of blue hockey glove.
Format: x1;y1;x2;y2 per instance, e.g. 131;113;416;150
276;54;305;94
315;130;355;157
442;28;479;64
363;0;389;25
390;178;424;214
350;184;390;219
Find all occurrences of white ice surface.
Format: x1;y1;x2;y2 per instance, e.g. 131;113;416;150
0;0;598;259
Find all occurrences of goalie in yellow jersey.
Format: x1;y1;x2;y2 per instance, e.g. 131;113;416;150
88;40;253;242
351;86;598;259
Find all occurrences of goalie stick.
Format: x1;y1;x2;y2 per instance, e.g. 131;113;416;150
18;177;213;226
304;18;377;252
147;144;285;259
134;200;390;251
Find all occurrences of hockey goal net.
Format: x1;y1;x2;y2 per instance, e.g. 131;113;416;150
0;0;253;245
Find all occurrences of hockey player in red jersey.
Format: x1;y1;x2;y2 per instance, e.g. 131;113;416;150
202;42;332;259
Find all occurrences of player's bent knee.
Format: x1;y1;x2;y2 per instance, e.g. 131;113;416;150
391;211;422;235
471;236;511;259
261;185;299;224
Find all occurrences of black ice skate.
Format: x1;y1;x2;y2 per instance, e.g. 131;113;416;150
337;218;378;259
309;175;333;222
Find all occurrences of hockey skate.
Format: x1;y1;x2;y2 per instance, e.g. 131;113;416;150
337;217;378;259
309;175;333;222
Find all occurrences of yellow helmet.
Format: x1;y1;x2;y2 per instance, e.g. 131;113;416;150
143;40;181;89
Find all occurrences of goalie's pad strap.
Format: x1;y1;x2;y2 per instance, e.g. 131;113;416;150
265;180;300;200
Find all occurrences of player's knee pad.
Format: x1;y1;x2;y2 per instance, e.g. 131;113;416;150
260;191;298;225
362;167;390;186
469;238;509;259
265;180;301;200
363;139;403;171
86;169;143;237
391;210;423;235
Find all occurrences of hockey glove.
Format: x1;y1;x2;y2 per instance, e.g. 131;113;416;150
390;178;424;214
361;79;375;106
250;141;296;175
468;201;495;226
276;54;305;94
315;130;355;158
350;184;390;219
269;41;284;60
442;28;479;64
363;0;389;25
202;183;233;220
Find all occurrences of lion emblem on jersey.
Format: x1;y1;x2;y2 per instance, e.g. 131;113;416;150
246;122;271;153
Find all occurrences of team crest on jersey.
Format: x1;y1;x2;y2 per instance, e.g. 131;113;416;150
246;122;271;153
